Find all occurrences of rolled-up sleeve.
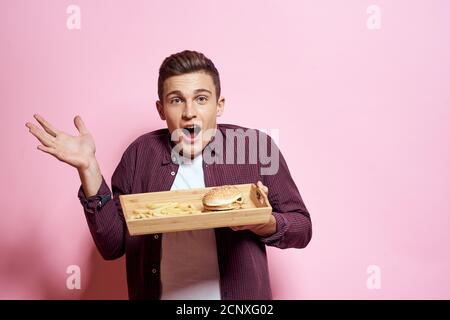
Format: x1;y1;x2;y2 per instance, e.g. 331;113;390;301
77;144;136;260
78;175;112;215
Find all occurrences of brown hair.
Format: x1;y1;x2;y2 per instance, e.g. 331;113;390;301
158;50;221;103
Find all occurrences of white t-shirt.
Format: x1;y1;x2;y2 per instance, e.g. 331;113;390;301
160;153;221;300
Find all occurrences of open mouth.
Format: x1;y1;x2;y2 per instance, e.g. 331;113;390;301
182;124;202;142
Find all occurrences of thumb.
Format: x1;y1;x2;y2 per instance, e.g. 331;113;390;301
74;115;88;134
257;181;268;195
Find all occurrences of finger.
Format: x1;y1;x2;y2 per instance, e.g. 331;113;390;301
74;115;88;135
257;181;263;190
257;181;269;195
37;144;58;157
26;122;55;147
33;114;59;137
262;185;268;195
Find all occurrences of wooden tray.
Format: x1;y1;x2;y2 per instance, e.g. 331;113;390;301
119;183;272;235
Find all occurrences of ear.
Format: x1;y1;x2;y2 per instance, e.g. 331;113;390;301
156;100;166;121
216;96;225;117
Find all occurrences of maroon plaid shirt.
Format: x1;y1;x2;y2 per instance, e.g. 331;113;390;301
78;123;312;300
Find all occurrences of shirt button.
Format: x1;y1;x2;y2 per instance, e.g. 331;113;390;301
170;171;175;176
154;234;159;240
152;268;157;274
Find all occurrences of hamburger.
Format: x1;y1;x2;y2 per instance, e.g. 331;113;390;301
202;185;244;211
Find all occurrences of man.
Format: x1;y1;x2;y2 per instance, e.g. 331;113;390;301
25;50;312;300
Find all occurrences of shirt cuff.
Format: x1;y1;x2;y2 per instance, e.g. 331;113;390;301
259;212;288;246
77;175;112;214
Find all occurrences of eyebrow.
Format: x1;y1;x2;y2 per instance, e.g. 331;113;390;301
165;89;212;99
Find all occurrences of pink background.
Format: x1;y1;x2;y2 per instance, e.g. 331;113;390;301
1;0;449;299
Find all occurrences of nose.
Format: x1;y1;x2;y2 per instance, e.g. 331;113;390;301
182;100;197;120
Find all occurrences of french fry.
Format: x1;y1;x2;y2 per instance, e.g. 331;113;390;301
168;208;184;214
153;210;168;217
133;208;151;215
149;208;163;215
178;203;193;210
134;201;204;218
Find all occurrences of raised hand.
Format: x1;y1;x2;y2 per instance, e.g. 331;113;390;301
25;114;96;170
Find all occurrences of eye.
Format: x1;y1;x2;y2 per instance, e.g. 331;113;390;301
170;97;183;104
196;96;208;104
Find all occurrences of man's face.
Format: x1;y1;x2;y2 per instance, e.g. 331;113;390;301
156;71;225;159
